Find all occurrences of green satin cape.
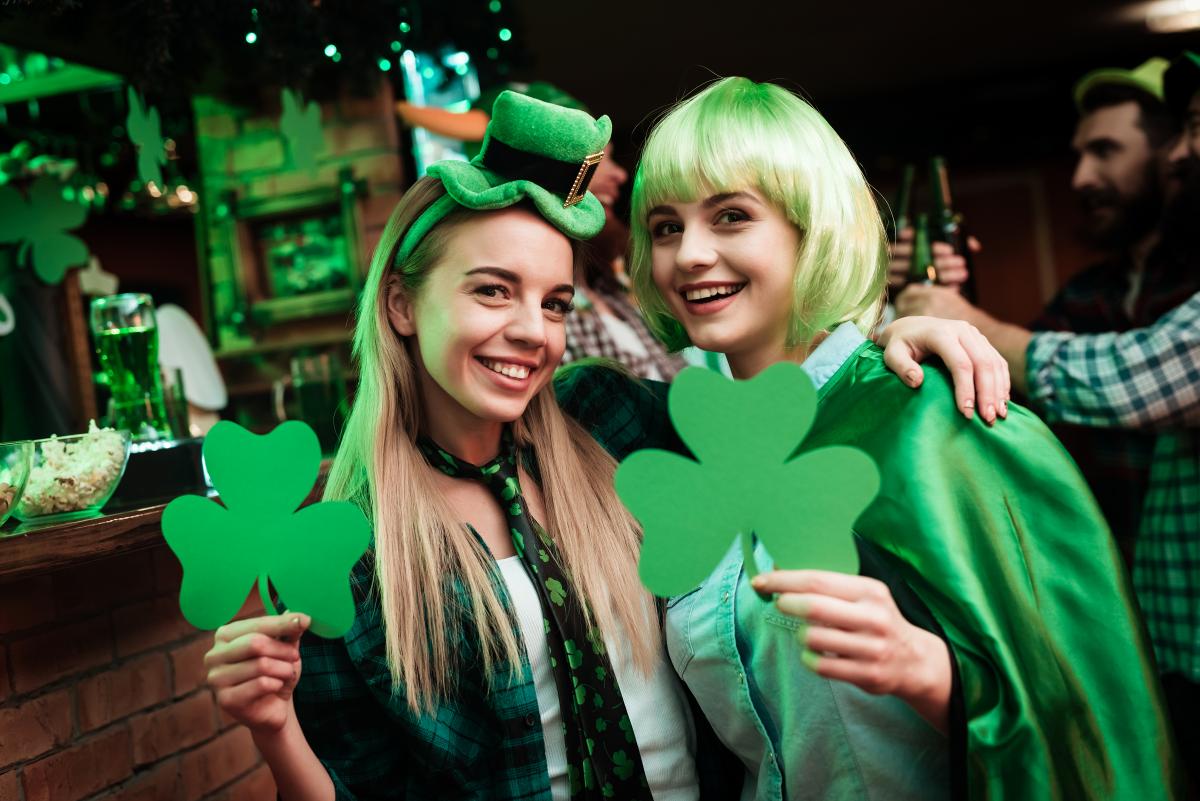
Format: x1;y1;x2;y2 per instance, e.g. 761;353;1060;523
806;343;1178;800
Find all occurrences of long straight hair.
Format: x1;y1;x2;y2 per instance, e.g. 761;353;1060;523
325;177;657;712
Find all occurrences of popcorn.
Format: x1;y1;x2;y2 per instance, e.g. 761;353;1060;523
18;422;127;517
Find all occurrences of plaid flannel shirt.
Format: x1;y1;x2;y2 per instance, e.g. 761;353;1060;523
562;287;687;382
293;365;680;800
1026;290;1200;680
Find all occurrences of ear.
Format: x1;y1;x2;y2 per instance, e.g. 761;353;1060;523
385;277;418;337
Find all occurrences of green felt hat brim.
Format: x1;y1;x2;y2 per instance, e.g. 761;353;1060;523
1073;58;1170;112
1165;52;1200;118
430;159;605;238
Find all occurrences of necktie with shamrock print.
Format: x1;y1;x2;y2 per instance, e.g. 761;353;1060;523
418;430;652;800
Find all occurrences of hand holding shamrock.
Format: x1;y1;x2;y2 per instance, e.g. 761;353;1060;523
751;570;952;732
205;612;311;733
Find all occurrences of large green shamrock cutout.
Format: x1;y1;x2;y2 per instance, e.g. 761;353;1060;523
615;363;881;598
0;175;90;284
162;420;371;638
126;87;166;188
280;88;323;174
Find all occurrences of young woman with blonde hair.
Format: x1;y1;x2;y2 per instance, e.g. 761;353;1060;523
626;77;1178;800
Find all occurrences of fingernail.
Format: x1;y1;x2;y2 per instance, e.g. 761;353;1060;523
800;649;820;670
985;404;995;422
905;369;920;386
1000;400;1008;418
750;575;765;589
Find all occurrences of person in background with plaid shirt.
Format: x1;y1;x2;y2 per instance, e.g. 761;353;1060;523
892;50;1200;787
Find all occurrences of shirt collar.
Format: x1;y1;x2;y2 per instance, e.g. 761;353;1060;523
801;322;867;391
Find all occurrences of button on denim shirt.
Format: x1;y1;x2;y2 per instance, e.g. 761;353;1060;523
665;323;950;801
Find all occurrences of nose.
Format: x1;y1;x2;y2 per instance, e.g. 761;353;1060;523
1071;155;1099;193
1167;134;1189;168
504;301;547;348
675;227;718;274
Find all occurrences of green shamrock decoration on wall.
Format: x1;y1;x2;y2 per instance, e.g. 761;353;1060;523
0;175;90;285
280;88;324;174
162;420;371;638
615;363;881;598
126;87;166;188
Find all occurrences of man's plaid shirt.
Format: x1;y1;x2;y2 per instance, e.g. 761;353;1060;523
293;366;680;800
561;287;687;382
1026;291;1200;679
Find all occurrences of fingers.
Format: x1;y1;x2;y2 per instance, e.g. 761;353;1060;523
215;675;286;711
803;625;889;661
214;613;311;645
753;570;887;603
775;592;890;634
957;328;997;424
208;655;298;689
927;331;976;420
881;337;924;389
967;235;983;253
205;631;301;671
802;651;894;695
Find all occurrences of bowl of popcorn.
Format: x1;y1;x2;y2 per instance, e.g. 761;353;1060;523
0;440;34;528
12;424;132;526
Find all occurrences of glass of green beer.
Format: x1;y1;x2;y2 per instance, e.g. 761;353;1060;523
89;293;172;441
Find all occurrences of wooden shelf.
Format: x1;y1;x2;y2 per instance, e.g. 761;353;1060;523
0;461;332;581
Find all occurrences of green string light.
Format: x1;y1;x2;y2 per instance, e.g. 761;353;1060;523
324;44;338;57
390;40;403;52
487;47;499;59
488;0;501;11
378;58;392;71
399;21;412;33
245;31;258;43
331;52;342;63
498;27;512;41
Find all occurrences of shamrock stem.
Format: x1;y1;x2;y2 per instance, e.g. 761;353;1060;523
741;531;773;602
258;573;282;616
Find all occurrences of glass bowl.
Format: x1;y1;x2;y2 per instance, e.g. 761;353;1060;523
12;427;132;526
0;440;34;527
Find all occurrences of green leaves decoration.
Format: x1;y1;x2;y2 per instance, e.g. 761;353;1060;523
615;364;880;598
0;175;89;285
126;87;166;188
280;88;324;174
162;421;371;638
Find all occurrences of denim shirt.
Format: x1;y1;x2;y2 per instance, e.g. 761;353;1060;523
665;323;950;801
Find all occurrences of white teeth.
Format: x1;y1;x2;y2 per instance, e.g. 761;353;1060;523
683;283;744;302
481;359;531;379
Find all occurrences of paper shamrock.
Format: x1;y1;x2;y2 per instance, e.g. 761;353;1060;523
126;88;166;188
615;363;881;598
162;420;371;638
280;88;323;174
0;175;90;284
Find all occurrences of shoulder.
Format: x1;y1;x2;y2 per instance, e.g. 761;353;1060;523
553;360;672;459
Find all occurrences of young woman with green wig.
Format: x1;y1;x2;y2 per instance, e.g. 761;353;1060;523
199;90;1014;801
623;77;1178;800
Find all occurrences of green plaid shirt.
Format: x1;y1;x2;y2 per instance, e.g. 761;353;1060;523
1026;291;1200;680
294;364;679;800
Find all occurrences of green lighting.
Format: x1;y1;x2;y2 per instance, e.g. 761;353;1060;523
0;74;9;86
498;27;512;41
251;7;258;20
390;40;403;52
245;31;258;43
378;58;392;71
489;0;501;11
399;21;412;33
61;186;75;201
455;63;469;76
331;52;342;62
421;67;435;79
487;47;499;59
324;44;338;57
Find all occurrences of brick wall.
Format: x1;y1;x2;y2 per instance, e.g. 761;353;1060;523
0;546;276;801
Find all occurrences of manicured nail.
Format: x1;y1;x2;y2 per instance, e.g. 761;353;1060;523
800;648;820;670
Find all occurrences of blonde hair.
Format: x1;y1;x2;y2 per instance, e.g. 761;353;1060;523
629;77;888;350
325;177;656;712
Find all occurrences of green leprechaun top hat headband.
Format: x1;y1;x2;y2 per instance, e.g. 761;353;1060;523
395;90;612;262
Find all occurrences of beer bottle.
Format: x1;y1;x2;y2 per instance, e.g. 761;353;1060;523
910;213;935;284
929;156;976;299
890;163;915;242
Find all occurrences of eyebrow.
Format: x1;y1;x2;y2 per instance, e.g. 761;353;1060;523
646;191;759;219
464;266;573;296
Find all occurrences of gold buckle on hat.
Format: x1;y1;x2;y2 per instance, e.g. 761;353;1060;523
563;151;606;208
